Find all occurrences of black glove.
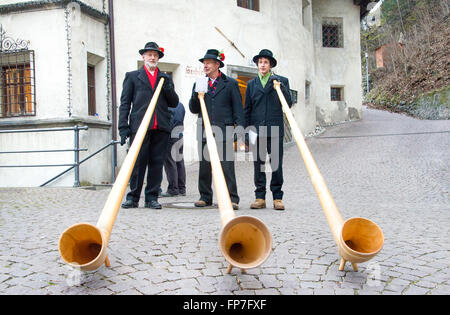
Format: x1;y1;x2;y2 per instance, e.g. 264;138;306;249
162;76;174;92
269;74;281;82
270;75;289;97
119;127;131;146
270;75;284;87
164;81;174;92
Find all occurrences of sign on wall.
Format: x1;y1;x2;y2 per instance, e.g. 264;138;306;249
185;65;205;77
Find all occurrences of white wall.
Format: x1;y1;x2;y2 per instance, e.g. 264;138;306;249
0;130;74;187
70;8;108;119
0;8;68;120
78;125;112;185
113;0;319;165
312;0;363;125
0;0;105;10
0;0;365;186
81;0;105;12
0;4;112;187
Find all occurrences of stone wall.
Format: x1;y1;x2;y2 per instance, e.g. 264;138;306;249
366;85;450;120
411;86;450;120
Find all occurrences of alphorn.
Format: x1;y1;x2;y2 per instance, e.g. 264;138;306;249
195;77;272;273
273;81;384;271
58;78;165;271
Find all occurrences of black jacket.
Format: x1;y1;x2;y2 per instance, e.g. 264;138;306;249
189;72;244;142
168;102;185;138
244;74;293;137
118;67;179;134
169;102;185;130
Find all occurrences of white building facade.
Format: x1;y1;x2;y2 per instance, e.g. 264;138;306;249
0;0;375;187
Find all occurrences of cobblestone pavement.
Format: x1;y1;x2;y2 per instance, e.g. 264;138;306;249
0;107;449;295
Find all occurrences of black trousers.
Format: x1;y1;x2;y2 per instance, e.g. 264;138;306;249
163;136;186;195
252;136;284;200
126;129;170;202
198;140;239;204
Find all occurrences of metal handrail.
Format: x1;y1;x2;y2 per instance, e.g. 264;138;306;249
40;140;120;187
2;164;76;168
0;149;88;154
0;126;88;133
0;125;119;187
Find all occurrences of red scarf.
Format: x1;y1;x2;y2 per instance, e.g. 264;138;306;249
144;66;158;129
208;71;221;92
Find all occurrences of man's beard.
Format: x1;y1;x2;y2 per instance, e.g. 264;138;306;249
145;61;158;69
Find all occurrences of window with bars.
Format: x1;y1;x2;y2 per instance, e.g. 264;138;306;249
237;0;259;11
331;87;343;101
322;18;343;48
0;50;36;118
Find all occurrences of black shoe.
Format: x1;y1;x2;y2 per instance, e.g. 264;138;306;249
145;200;162;209
121;200;138;208
161;192;179;197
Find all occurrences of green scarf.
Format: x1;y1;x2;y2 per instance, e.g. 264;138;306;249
258;71;272;88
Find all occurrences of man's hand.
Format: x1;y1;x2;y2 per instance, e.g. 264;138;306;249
270;75;284;88
269;74;281;83
270;75;289;96
161;75;174;92
119;127;131;146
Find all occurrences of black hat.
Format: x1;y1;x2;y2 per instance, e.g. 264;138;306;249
253;49;277;67
139;42;164;58
199;49;224;68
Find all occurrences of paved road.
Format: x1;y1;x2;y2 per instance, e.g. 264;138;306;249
0;106;449;295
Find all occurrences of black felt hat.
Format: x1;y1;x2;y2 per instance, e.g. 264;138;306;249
139;42;164;58
199;49;225;68
253;49;277;67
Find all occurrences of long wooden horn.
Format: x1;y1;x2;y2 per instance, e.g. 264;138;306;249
58;78;165;271
273;81;384;271
195;77;272;273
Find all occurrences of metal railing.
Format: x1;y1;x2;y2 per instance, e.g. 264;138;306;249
0;125;119;187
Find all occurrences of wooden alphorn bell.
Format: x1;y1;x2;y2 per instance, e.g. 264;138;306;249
273;81;384;271
58;79;165;271
195;77;272;274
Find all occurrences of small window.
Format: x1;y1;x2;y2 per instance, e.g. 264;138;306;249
0;50;36;118
331;87;343;101
237;0;259;11
305;81;311;103
87;65;96;116
322;18;343;48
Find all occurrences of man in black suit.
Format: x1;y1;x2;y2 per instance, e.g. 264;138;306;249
118;42;179;209
244;49;293;211
189;49;245;210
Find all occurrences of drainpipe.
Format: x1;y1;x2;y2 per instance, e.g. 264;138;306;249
365;50;370;94
108;0;118;182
